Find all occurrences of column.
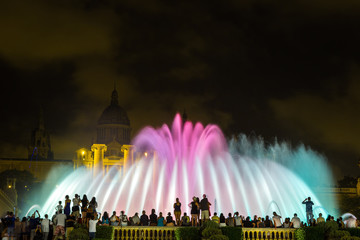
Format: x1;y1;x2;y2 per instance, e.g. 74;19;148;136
91;144;107;178
122;145;135;175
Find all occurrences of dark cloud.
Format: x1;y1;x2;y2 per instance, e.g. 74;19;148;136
1;0;360;177
0;1;117;67
270;77;360;177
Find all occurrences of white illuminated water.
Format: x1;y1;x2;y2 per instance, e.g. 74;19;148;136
32;114;337;221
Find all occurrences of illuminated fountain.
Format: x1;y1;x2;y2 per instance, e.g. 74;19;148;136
37;114;337;221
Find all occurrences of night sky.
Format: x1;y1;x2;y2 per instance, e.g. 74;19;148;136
1;0;360;179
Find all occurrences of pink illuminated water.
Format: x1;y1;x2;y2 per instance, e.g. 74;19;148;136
36;114;336;221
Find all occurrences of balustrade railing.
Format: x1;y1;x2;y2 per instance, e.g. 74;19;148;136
113;226;176;240
242;227;296;240
112;226;297;240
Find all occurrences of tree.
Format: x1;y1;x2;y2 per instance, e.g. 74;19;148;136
337;175;358;188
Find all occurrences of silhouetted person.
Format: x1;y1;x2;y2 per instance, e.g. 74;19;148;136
200;194;211;224
149;209;157;226
302;197;314;225
140;210;149;226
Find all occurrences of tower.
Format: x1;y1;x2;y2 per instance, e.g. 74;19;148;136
28;109;53;160
96;86;131;157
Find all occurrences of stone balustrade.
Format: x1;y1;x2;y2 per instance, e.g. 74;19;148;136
114;226;176;240
112;226;297;240
242;227;296;239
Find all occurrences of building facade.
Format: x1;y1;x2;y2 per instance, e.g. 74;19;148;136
0;87;135;215
0;87;135;182
0;108;71;181
73;87;135;175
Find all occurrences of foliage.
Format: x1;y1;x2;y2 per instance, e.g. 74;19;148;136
295;222;346;240
96;225;113;239
345;228;360;237
68;227;89;240
329;230;350;239
324;221;340;239
340;236;360;240
202;228;222;239
220;227;243;240
295;226;325;240
200;220;220;231
295;228;306;240
74;223;88;229
307;227;325;240
337;175;358;188
175;227;201;240
314;221;339;239
209;234;229;240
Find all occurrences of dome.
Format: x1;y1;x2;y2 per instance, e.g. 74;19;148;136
97;89;130;125
98;105;130;125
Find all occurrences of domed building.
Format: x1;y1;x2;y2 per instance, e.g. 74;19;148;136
96;88;131;158
73;87;135;175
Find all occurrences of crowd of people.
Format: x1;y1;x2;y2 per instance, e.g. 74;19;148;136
0;194;357;240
